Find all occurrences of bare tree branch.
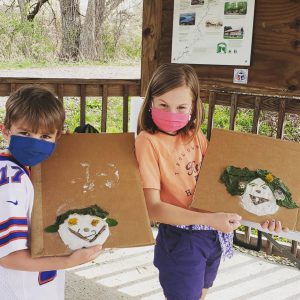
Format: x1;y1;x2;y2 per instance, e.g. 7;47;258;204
4;0;16;13
27;0;48;21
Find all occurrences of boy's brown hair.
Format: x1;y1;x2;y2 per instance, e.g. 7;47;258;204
4;85;65;135
138;63;204;138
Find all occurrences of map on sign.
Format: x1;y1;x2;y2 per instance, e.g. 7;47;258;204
171;0;255;66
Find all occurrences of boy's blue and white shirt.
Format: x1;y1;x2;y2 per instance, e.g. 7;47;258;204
0;153;65;300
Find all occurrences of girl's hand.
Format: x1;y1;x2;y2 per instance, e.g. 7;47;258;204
209;212;242;233
261;219;289;233
67;245;102;268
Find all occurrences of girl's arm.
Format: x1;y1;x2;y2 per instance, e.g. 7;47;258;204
144;189;288;234
144;188;241;233
0;245;102;271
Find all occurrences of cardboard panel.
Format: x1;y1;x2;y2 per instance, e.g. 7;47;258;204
31;133;154;257
192;129;300;232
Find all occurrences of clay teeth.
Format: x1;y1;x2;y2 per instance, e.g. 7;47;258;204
249;194;270;205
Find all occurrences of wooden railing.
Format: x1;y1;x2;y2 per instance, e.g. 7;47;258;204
0;78;141;133
0;77;299;259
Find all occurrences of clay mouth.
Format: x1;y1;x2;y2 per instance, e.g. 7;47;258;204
249;194;270;205
68;225;106;242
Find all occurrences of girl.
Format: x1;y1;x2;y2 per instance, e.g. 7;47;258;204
135;63;284;300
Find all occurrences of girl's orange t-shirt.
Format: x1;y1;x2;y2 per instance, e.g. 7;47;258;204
135;130;208;209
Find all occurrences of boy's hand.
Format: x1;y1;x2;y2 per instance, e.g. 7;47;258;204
210;212;242;233
61;129;71;135
261;219;289;233
67;245;102;268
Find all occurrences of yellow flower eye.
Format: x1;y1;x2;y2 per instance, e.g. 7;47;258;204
68;218;78;226
265;173;274;182
91;219;100;227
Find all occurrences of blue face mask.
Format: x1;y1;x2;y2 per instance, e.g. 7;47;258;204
8;135;56;167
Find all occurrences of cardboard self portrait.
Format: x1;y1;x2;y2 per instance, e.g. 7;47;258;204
31;133;154;257
191;129;300;238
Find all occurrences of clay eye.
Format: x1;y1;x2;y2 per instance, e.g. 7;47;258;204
91;219;100;227
68;218;78;226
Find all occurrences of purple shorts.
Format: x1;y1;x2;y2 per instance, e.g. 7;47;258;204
154;224;222;300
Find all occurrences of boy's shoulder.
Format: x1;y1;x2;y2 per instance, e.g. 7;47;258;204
0;153;31;184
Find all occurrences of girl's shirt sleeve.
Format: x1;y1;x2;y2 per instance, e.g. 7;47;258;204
135;133;161;190
198;129;208;156
0;162;30;259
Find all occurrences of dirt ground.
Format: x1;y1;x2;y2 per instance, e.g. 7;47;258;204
0;65;141;79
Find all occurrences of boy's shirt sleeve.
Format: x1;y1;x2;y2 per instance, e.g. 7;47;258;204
0;163;30;259
135;133;161;190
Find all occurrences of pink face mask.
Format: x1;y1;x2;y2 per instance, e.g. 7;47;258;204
151;107;191;133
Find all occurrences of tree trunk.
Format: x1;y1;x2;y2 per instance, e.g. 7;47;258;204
79;0;97;60
17;0;30;58
94;0;106;58
79;0;124;60
59;0;81;61
17;0;27;22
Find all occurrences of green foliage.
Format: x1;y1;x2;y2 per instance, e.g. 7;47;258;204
64;96;130;133
201;104;300;142
120;34;141;62
99;19;141;64
44;204;112;233
237;225;291;244
0;1;143;66
0;12;55;62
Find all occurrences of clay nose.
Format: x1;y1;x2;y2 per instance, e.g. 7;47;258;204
255;190;261;193
83;228;90;232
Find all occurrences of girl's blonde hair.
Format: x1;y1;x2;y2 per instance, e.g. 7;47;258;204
138;63;204;138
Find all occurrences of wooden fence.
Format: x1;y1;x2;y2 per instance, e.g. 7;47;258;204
0;77;299;259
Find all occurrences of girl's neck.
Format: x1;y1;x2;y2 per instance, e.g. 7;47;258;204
156;128;178;136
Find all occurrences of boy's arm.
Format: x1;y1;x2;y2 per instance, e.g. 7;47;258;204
0;161;102;272
0;245;102;271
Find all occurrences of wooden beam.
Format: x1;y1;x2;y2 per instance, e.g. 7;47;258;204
252;96;261;134
141;0;163;96
207;91;216;140
229;94;238;131
123;85;129;133
101;85;108;133
80;85;86;127
276;99;287;139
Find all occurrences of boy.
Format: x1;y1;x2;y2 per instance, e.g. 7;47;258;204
0;86;102;300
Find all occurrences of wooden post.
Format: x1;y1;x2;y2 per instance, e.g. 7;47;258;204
276;99;286;139
252;96;261;134
57;84;64;103
207;91;216;141
229;94;238;131
244;227;251;244
10;83;16;93
123;85;129;133
80;85;86;127
291;241;298;257
141;0;163;96
101;85;108;133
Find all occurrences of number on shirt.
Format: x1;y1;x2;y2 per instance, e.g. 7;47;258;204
0;165;25;186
